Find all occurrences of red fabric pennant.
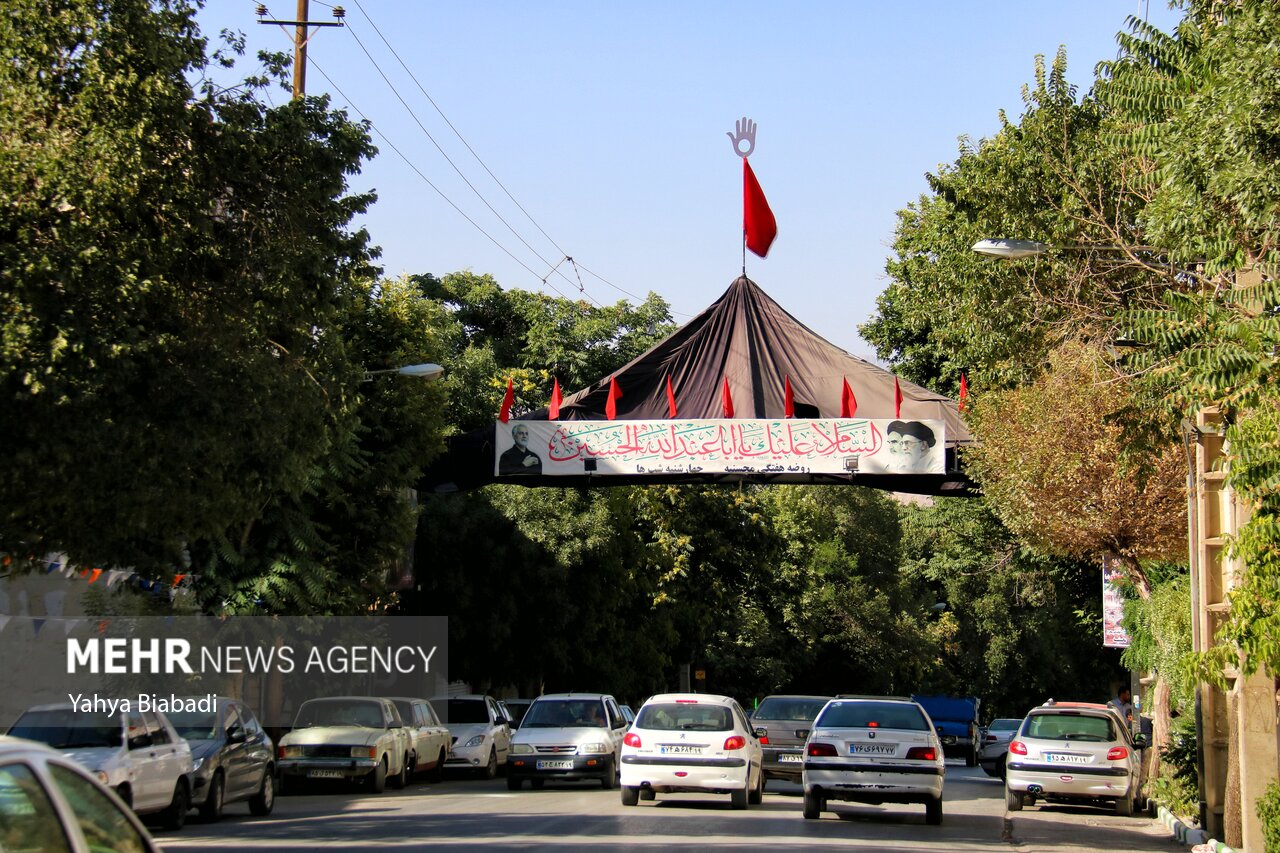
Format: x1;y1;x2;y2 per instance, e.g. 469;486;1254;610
958;372;969;413
605;376;622;421
840;378;857;418
549;377;562;420
743;158;777;257
894;376;903;418
88;568;102;584
665;375;678;419
722;377;735;418
498;377;514;423
784;376;795;418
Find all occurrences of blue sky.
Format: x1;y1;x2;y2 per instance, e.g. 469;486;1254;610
197;1;1182;363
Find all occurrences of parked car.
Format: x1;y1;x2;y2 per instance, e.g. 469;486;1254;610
749;694;831;785
619;705;636;724
166;697;275;820
911;694;980;766
619;692;764;809
0;735;161;852
978;717;1024;779
429;695;512;779
802;696;945;825
276;697;411;794
502;699;535;729
506;693;626;790
1005;699;1148;816
387;697;450;782
8;703;194;830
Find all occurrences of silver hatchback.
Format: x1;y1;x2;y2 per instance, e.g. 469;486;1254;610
1005;701;1147;816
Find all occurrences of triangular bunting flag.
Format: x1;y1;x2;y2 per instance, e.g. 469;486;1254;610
665;375;678;418
548;378;563;420
743;158;778;257
722;378;735;418
959;372;969;412
840;378;857;418
784;376;795;418
498;377;514;424
605;376;623;421
894;376;903;418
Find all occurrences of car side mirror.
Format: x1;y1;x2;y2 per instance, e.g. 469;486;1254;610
795;729;810;740
227;727;247;744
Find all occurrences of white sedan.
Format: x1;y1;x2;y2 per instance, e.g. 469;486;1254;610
619;693;763;809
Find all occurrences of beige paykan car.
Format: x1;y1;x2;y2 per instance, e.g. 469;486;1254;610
1005;700;1149;816
276;697;412;794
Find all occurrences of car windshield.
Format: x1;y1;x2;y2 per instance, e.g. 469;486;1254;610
8;709;122;749
816;701;929;731
988;718;1022;732
520;700;606;728
429;699;489;726
167;710;218;740
752;697;828;722
293;700;383;728
636;703;732;732
1025;713;1114;742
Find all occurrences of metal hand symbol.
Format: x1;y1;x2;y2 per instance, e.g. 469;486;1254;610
727;116;757;158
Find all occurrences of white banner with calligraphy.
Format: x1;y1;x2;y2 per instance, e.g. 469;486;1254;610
494;419;946;477
1102;559;1131;648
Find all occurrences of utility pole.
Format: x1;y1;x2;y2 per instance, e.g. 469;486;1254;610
256;1;346;100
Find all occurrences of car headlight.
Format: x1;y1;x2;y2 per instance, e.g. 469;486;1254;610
463;735;485;748
280;745;304;758
96;771;110;785
192;757;205;773
579;743;608;755
351;746;377;759
510;743;534;755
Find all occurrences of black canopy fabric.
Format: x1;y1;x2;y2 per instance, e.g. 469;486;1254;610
421;276;974;496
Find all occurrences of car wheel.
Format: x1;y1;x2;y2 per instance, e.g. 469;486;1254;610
1005;786;1023;811
248;768;275;816
1115;793;1134;816
506;776;523;791
159;779;190;831
802;789;822;820
390;753;409;790
747;765;763;805
600;757;617;790
198;772;224;822
621;785;640;806
926;795;943;825
480;748;498;780
431;749;446;784
367;757;387;793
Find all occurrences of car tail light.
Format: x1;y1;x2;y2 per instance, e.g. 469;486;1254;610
277;746;286;759
758;735;769;745
807;742;837;757
1107;746;1129;761
675;699;698;704
1009;740;1027;756
905;746;937;761
624;732;642;748
723;736;746;751
867;721;879;727
986;734;998;743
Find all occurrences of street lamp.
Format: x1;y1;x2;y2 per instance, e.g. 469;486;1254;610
363;363;444;382
971;239;1055;259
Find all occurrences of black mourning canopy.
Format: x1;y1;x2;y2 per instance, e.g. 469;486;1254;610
421;276;973;496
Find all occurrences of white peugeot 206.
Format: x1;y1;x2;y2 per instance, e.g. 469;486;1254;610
619;693;763;809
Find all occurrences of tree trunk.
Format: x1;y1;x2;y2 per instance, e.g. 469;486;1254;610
1224;689;1242;848
1144;677;1173;792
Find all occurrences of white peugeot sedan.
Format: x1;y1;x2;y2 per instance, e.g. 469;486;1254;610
506;693;626;790
619;693;763;809
429;695;512;779
1005;700;1147;816
8;703;194;830
801;696;945;824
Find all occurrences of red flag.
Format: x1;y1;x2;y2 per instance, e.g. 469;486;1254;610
894;376;903;418
743;158;777;257
88;568;102;584
722;377;735;418
605;376;622;420
665;375;678;418
498;377;514;423
548;377;562;420
840;378;857;418
784;376;795;418
958;372;969;412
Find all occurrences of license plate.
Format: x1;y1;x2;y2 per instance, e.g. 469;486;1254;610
1045;753;1089;764
536;760;574;770
777;753;803;763
659;745;702;754
851;743;896;755
307;769;344;779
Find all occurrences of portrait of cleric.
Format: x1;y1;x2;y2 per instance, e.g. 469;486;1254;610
498;423;542;475
883;420;937;474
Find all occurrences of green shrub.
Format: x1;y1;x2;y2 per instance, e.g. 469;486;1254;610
1258;780;1280;851
1151;717;1200;819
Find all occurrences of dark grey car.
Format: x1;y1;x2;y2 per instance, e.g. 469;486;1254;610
167;698;275;821
750;695;831;784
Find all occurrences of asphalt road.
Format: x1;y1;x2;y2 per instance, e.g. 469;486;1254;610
157;763;1189;852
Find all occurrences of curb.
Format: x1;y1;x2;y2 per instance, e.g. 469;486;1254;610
1156;805;1240;852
